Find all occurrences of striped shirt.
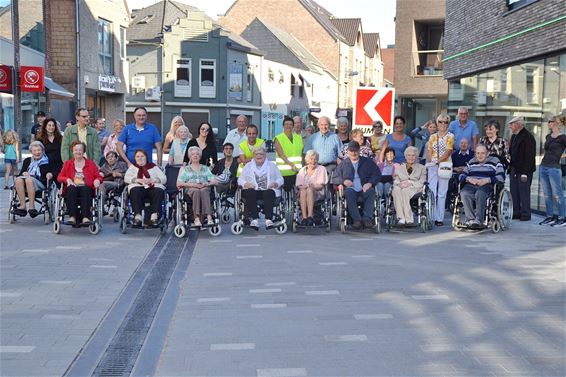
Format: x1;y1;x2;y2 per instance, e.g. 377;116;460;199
459;156;505;185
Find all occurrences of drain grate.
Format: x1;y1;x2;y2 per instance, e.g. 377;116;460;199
91;234;186;377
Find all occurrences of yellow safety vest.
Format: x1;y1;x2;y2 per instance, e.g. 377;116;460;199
236;138;265;177
275;132;303;176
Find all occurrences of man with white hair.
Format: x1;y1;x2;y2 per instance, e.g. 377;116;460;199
304;116;341;174
459;144;505;228
223;115;248;158
449;106;479;148
508;116;536;221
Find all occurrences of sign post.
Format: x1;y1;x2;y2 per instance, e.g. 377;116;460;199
353;87;395;136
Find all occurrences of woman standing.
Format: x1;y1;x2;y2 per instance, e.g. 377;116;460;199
184;122;217;167
57;141;101;225
338;128;374;161
38;118;64;180
104;119;126;157
479;119;510;169
379;116;412;163
427;113;454;226
163;116;190;154
538;114;566;227
370;121;387;157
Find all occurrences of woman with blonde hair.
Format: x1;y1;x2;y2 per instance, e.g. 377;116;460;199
163;116;191;154
104;119;126;157
2;129;20;189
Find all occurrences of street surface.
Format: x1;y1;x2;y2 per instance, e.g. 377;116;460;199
0;186;564;376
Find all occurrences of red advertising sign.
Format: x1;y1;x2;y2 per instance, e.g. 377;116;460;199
353;87;395;135
20;66;44;92
0;65;13;93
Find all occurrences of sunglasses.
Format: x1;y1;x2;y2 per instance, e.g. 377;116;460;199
437;120;448;124
200;128;210;132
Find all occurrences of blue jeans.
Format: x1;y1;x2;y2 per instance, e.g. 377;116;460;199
461;184;492;222
540;165;565;217
345;187;376;222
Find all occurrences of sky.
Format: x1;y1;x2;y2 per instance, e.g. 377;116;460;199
126;0;397;47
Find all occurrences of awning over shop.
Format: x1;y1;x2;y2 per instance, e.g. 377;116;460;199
44;77;74;98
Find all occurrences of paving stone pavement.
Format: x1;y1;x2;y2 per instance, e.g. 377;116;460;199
155;220;565;376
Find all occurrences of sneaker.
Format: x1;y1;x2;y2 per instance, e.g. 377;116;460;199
82;217;91;225
434;221;444;227
397;218;406;225
193;218;202;227
150;213;159;226
539;216;557;225
4;186;9;190
68;216;76;225
250;219;259;229
550;217;566;227
265;219;274;229
133;214;143;226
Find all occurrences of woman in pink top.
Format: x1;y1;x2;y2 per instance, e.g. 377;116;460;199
295;150;328;225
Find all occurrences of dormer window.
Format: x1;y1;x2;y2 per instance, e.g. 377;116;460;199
137;15;154;24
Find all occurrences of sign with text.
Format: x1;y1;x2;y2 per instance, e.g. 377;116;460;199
20;66;44;92
353;87;395;136
0;65;13;93
98;75;117;92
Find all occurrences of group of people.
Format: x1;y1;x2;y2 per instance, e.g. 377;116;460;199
5;105;566;232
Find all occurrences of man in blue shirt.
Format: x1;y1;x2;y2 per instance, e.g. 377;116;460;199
449;106;479;149
304;116;341;174
117;107;162;166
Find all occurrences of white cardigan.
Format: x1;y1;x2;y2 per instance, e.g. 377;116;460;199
238;160;284;197
124;165;167;192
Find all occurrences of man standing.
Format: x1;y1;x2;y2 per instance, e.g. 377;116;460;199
61;108;101;163
117;107;162;166
508;116;536;221
95;118;110;165
293;115;308;141
304;116;341;175
224;115;248;158
449;106;479;148
30;111;46;143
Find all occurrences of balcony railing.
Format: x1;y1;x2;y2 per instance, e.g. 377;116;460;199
414;50;444;76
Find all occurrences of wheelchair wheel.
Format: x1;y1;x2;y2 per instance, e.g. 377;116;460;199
292;218;297;233
112;207;120;222
119;216;127;234
491;218;501;233
208;224;222;236
174;224;186;238
340;220;346;234
53;220;61;234
497;188;512;230
221;211;231;224
231;221;243;235
89;222;101;235
43;209;50;225
275;221;287;234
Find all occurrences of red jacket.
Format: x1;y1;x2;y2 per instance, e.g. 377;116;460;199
57;158;101;193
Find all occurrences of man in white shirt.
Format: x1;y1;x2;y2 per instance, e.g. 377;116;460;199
223;115;248;158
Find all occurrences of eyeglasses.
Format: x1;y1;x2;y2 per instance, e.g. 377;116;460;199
79;114;89;118
437;120;448;124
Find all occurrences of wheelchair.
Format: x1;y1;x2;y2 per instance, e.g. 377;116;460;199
53;186;103;234
230;187;288;235
336;185;381;233
217;181;237;224
452;181;512;233
8;179;57;225
172;186;222;238
384;183;435;233
101;182;125;222
291;184;332;233
118;186;169;235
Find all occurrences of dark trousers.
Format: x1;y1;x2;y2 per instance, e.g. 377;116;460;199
344;187;376;222
129;186;165;217
66;185;93;219
242;189;275;220
282;175;297;192
509;168;532;218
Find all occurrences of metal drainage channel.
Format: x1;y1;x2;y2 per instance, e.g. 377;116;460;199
64;231;195;377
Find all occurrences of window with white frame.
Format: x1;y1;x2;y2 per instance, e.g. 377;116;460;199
98;18;113;74
175;58;192;97
199;59;216;98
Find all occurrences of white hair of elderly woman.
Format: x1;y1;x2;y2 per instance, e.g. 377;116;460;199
29;140;45;151
187;146;202;157
404;146;419;158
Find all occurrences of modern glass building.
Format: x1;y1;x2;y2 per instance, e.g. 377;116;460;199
444;0;566;213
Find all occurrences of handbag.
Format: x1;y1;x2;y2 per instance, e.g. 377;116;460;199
438;161;453;179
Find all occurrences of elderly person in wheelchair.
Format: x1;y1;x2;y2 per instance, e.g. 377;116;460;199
333;141;381;230
124;149;167;226
458;144;505;229
57;141;101;225
295;149;328;226
391;146;426;225
13;141;53;218
238;146;283;230
176;146;217;227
